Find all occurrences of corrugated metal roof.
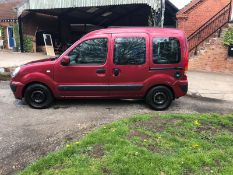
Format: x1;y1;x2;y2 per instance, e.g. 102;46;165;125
18;0;164;16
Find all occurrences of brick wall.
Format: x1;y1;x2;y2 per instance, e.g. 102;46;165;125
0;21;16;49
177;0;231;37
22;13;58;52
189;25;233;74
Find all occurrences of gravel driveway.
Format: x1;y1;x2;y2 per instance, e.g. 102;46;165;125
0;81;233;175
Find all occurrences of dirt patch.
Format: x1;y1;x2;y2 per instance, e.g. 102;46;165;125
195;124;219;134
52;165;65;171
220;123;233;133
195;123;233;134
127;130;150;141
127;130;161;153
226;127;233;133
183;169;194;175
87;144;104;159
131;116;183;133
146;144;161;153
101;167;111;174
0;72;11;81
0;67;16;81
5;67;16;72
128;116;183;153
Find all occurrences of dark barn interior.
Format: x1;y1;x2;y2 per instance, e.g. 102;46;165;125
19;1;178;53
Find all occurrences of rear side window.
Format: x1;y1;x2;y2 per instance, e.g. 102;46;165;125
114;37;146;65
153;37;181;64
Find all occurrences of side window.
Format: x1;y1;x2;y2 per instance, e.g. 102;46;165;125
114;37;146;65
68;38;108;65
153;37;181;64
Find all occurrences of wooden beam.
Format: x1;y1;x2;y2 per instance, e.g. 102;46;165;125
99;6;143;26
18;16;24;52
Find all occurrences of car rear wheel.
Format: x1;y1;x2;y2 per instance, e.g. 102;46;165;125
146;86;173;111
24;84;53;109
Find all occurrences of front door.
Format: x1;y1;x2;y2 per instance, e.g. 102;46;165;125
7;27;15;49
109;33;150;98
54;34;110;98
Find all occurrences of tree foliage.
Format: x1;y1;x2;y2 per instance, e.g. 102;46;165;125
223;27;233;46
0;26;4;38
23;35;33;52
13;23;20;49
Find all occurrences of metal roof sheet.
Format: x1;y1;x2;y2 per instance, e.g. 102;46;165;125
18;0;165;16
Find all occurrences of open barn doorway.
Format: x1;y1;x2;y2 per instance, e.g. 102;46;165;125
18;0;178;54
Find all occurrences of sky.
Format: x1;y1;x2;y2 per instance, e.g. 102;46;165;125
169;0;192;9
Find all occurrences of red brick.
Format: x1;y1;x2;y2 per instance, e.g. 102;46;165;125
177;0;231;37
189;35;233;74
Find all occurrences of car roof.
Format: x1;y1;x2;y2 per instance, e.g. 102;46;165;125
86;27;185;37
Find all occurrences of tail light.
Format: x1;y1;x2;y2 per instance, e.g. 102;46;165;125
184;47;189;75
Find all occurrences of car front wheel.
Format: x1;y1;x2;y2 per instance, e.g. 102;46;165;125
146;86;173;111
24;84;54;109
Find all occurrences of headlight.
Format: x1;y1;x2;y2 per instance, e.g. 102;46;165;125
11;67;21;78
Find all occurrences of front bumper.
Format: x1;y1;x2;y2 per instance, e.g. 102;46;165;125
10;81;25;99
10;83;17;93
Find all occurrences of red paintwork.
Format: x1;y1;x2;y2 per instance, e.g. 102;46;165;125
11;27;188;100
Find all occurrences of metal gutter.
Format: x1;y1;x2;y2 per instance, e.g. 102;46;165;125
18;0;163;15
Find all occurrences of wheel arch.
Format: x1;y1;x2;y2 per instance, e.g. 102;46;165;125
22;81;54;98
144;84;175;100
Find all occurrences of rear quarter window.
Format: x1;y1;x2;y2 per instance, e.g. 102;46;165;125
153;37;181;64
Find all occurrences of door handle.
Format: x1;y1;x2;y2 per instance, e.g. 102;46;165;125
113;68;120;76
96;68;106;74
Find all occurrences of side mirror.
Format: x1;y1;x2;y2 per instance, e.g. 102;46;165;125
61;56;70;66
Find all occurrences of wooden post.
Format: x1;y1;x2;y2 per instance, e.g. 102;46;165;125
194;47;198;55
218;28;222;37
18;16;24;52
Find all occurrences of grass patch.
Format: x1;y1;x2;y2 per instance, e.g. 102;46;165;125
0;72;11;81
19;113;233;175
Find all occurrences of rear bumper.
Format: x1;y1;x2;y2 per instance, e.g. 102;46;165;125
172;80;188;98
180;84;188;94
10;81;25;99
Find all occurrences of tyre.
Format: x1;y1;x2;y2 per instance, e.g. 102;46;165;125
146;86;173;111
24;83;54;109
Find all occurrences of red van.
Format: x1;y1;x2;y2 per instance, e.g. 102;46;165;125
10;28;188;110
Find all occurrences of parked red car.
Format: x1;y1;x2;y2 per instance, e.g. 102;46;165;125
10;27;188;110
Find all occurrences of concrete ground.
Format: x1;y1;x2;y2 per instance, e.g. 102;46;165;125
0;81;233;175
188;71;233;101
0;50;49;68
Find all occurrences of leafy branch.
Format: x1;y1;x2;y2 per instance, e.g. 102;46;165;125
223;27;233;46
